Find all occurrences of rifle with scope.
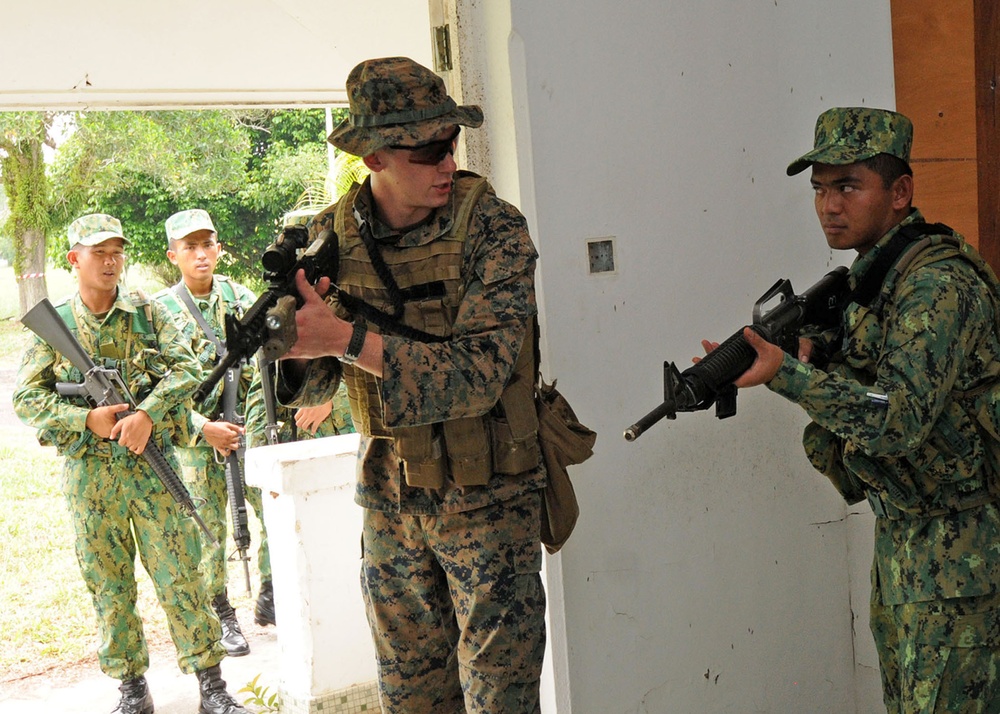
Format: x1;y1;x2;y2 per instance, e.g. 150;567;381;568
623;266;849;442
193;226;339;403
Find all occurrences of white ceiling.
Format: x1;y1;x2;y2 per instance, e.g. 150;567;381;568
1;0;433;109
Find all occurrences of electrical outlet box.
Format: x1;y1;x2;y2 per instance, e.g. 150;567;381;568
587;238;616;274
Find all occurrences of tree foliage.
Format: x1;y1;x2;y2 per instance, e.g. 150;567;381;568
0;112;58;315
48;108;343;287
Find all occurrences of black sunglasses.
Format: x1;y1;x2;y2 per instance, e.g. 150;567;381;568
389;127;461;165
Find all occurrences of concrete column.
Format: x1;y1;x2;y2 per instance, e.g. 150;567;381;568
245;433;380;714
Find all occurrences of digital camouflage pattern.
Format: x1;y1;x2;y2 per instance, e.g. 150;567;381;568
165;208;217;243
243;366;354;449
361;490;545;714
767;211;1000;711
12;290;225;678
277;170;547;709
67;212;130;248
871;588;1000;712
282;175;547;515
786;106;913;176
153;277;267;592
328;56;483;157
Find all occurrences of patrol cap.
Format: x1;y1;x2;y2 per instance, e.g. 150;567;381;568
786;107;913;176
67;213;131;248
165;209;217;243
282;209;316;228
328;56;483;157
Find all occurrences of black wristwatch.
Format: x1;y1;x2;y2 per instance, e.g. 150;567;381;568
340;320;367;364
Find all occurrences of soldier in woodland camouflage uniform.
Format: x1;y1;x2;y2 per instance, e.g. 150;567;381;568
713;108;1000;713
275;58;547;713
13;214;248;714
152;209;271;653
243;209;355;450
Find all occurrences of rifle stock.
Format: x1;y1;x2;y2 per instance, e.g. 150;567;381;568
624;266;849;441
22;298;218;545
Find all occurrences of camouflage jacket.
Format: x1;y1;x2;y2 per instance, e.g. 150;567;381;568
768;210;1000;605
13;290;200;461
279;175;547;515
244;364;354;449
153;277;257;463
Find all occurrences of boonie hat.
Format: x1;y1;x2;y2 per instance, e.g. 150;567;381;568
328;56;483;157
165;209;217;243
67;213;130;249
787;107;913;176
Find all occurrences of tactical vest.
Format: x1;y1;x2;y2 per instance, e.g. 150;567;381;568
332;172;541;488
841;223;1000;518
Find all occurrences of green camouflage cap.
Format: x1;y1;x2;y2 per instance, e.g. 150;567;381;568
282;209;316;227
67;213;131;248
787;107;913;176
165;209;216;243
328;56;483;157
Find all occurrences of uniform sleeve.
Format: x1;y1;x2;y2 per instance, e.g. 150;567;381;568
12;334;91;435
768;259;992;458
379;196;538;427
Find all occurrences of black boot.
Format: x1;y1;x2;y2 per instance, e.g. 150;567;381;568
196;665;250;714
211;592;250;657
254;580;275;626
111;676;154;714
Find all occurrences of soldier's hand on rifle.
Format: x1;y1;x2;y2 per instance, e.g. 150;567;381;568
86;403;130;439
203;420;244;457
110;410;154;455
282;269;347;360
295;401;333;434
698;327;797;388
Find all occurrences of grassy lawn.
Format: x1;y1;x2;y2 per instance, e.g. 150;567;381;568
0;266;264;685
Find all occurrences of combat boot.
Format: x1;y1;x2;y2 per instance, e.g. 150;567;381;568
196;665;250;714
211;592;250;657
254;580;276;626
111;676;154;714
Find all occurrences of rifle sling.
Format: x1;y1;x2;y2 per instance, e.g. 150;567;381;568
849;221;955;309
173;283;239;406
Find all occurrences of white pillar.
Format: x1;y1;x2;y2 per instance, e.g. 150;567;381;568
244;433;380;714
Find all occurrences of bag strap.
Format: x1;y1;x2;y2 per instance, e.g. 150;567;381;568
850;221;955;309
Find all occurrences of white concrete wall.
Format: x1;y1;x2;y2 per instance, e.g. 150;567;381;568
457;2;895;712
3;2;898;711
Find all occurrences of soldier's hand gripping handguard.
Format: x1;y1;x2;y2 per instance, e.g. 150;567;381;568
193;225;339;403
21;298;217;544
624;266;849;441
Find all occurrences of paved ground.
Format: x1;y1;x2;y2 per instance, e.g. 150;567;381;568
1;620;281;713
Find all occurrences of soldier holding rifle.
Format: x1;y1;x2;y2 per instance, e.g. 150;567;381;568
13;213;248;714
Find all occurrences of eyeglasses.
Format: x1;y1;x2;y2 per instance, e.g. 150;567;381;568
389;127;461;165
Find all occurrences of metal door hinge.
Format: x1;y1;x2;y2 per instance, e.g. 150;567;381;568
433;24;453;72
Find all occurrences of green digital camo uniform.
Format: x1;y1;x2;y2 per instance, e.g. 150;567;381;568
769;209;1000;713
153;278;271;590
243;364;354;449
280;174;548;713
12;291;226;679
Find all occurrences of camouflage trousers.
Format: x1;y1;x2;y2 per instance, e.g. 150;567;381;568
180;453;271;596
63;446;225;680
871;587;1000;713
361;489;546;714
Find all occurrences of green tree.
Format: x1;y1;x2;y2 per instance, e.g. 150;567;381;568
0;112;56;317
50;109;334;288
